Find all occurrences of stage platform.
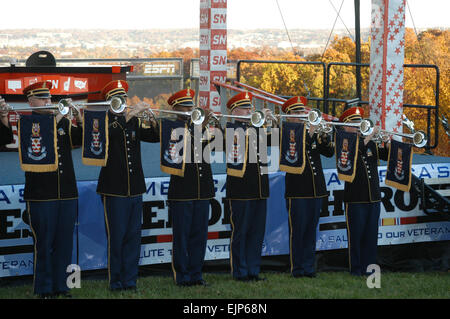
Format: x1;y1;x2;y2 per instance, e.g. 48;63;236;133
1;143;449;186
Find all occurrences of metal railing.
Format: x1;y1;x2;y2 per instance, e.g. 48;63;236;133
236;59;327;111
236;60;441;152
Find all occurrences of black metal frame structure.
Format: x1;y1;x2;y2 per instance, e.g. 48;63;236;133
236;59;440;152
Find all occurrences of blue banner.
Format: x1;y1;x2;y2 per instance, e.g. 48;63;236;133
1;163;450;277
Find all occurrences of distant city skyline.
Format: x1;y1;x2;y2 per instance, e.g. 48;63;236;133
0;0;448;31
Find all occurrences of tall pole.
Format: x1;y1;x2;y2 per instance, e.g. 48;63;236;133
355;0;362;102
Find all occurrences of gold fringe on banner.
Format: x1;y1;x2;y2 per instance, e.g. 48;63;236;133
160;121;188;177
227;128;249;178
279;123;306;174
385;142;414;192
335;131;359;183
18;116;59;173
82;113;109;166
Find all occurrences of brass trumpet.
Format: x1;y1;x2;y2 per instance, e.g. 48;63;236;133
2;100;71;116
63;96;127;114
207;110;267;127
276;108;323;126
328;118;375;136
373;129;427;148
142;107;206;126
280;108;373;136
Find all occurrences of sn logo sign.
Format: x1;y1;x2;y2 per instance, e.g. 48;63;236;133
212;34;226;45
212;14;226;24
212;56;226;66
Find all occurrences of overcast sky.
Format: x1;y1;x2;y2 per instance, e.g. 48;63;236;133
0;0;448;30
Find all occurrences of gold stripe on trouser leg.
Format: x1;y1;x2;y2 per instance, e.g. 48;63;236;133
229;200;234;276
171;229;177;283
27;201;38;293
169;202;177;283
102;196;112;285
288;199;294;274
344;203;351;271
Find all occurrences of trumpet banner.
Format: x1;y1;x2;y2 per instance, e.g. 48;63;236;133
335;129;359;183
279;121;306;174
18;113;58;172
385;139;413;191
225;121;248;178
160;119;188;177
82;110;109;166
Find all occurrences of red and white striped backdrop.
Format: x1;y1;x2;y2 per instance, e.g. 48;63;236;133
199;0;227;112
369;0;406;136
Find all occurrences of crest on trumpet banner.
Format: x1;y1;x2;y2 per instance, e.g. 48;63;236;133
160;119;188;177
385;139;413;192
23;81;53;99
335;107;362;183
18;113;58;172
279;121;306;174
225;121;248;178
335;130;359;182
101;80;128;101
82;110;109;166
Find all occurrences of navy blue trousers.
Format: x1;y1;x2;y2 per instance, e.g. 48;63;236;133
27;199;77;295
103;195;143;290
169;200;209;285
229;199;267;279
345;202;381;276
287;198;322;276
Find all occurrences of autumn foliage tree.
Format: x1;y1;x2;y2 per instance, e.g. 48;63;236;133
126;28;448;156
225;28;448;156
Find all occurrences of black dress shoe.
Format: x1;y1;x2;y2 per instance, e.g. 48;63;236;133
234;276;250;282
304;273;317;278
292;273;304;278
124;286;137;292
191;279;209;286
54;291;73;298
248;275;267;282
176;281;192;287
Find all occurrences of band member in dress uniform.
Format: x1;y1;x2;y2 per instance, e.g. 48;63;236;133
96;80;159;291
20;81;83;298
338;107;388;276
281;96;334;278
164;89;215;287
0;96;13;146
225;91;272;282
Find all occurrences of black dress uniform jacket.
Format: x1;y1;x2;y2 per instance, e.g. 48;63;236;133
0;121;13;146
226;125;271;200
285;133;334;199
24;117;82;201
97;112;159;197
344;138;389;203
168;124;215;201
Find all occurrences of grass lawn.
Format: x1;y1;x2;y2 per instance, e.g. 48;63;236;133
0;270;448;299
